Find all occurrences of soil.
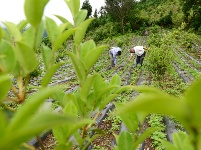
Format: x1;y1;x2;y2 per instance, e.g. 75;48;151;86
36;118;155;150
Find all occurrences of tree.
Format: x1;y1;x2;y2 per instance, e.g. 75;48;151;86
93;9;98;18
180;0;201;30
104;0;136;34
81;0;92;18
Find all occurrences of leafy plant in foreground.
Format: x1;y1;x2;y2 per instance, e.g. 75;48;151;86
117;77;201;150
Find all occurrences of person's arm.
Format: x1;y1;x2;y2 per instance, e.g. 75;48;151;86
143;47;149;50
128;54;133;62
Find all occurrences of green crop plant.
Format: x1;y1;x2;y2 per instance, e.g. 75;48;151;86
117;76;201;150
0;0;146;149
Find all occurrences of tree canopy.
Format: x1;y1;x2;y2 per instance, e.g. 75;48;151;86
104;0;137;34
81;0;92;18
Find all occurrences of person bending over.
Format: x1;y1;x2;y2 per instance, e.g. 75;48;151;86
109;47;122;68
128;46;149;67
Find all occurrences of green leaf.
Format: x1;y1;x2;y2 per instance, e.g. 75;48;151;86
110;74;121;86
99;94;118;110
93;74;107;96
15;42;37;76
17;20;28;31
117;86;187;120
0;111;7;138
161;140;178;150
45;17;59;45
53;118;92;146
74;18;95;46
7;87;59;131
1;113;75;150
172;131;193;150
0;40;16;73
74;10;87;26
53;28;75;51
67;52;86;82
64;98;78;116
94;85;119;109
64;0;80;19
54;15;73;28
0;75;11;102
24;0;49;27
116;103;138;133
79;75;96;102
118;131;133;150
55;144;72;150
80;40;96;60
84;45;107;73
185;78;201;127
41;45;52;70
3;22;22;41
133;127;160;149
41;62;64;87
21;22;45;50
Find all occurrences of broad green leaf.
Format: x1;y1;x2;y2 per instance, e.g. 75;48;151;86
74;10;87;26
80;40;96;60
41;62;64;87
118;131;133;150
53;125;71;144
21;22;44;50
64;98;78;116
75;95;85;116
53;118;92;146
99;94;118;110
79;75;95;102
41;45;52;70
1;27;10;40
93;74;107;96
133;127;160;149
96;85;119;101
59;23;73;33
173;131;193;150
3;22;22;41
64;0;80;19
116;103;138;133
24;0;49;27
15;42;37;76
94;85;119;109
117;86;187;120
74;18;95;46
110;74;121;86
185;78;201;127
45;17;59;45
0;75;11;102
17;20;28;31
54;15;73;28
55;144;72;150
0;111;7;138
84;45;107;73
53;28;75;51
161;140;178;150
7;87;59;131
67;52;86;82
1;113;75;150
0;40;16;73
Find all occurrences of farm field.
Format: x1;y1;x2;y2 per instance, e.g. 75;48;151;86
31;31;201;150
1;0;201;149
